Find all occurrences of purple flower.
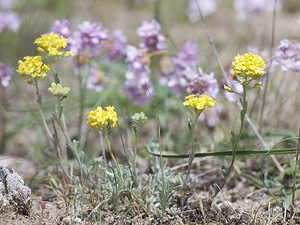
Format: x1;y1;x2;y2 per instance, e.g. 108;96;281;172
173;41;199;71
161;66;219;98
234;0;282;21
0;62;13;87
124;75;154;105
0;11;20;32
86;66;106;92
105;30;127;60
159;42;211;97
50;19;72;39
188;0;217;23
185;68;219;98
124;45;154;105
137;19;167;52
275;39;300;73
161;71;188;96
126;45;150;76
70;21;108;57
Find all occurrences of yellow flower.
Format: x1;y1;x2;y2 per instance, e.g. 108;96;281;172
17;56;50;80
34;32;72;57
183;94;217;111
230;53;266;81
87;106;118;129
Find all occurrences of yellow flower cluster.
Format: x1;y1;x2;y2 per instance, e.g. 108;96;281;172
34;32;72;57
87;106;118;129
183;94;217;111
17;56;50;80
231;53;266;81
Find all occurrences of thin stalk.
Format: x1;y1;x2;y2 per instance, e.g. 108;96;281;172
78;70;86;138
148;148;299;158
185;111;201;183
290;128;300;222
34;80;52;139
158;121;166;223
133;128;139;181
213;85;247;197
117;122;134;180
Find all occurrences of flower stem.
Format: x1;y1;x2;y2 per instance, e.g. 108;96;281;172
77;69;86;139
290;128;300;222
34;80;52;139
185;111;201;184
213;85;247;197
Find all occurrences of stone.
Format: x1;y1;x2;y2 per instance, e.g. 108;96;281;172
0;164;31;215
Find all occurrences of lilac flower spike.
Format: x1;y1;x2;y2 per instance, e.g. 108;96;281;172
126;45;150;76
105;30;127;60
275;39;300;73
188;0;217;23
137;19;167;52
173;41;199;71
124;45;154;105
50;19;72;39
0;62;13;87
70;21;108;57
185;68;219;98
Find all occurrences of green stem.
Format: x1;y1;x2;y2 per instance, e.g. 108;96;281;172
148;148;299;158
78;69;86;139
213;85;247;197
291;128;300;222
185;111;201;183
34;80;52;139
104;131;120;172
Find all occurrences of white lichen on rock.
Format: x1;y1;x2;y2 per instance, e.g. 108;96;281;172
0;164;31;214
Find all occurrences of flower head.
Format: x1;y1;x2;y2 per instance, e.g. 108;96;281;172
105;30;127;60
48;82;70;97
50;19;72;39
185;68;219;98
87;106;117;130
70;21;108;57
131;112;148;125
34;32;72;57
124;45;154;105
137;19;166;52
124;75;154;105
183;94;217;111
230;53;266;83
275;39;300;73
17;56;50;80
0;62;13;87
173;41;199;71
